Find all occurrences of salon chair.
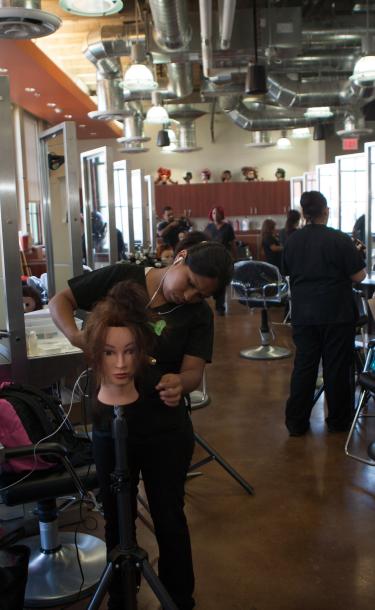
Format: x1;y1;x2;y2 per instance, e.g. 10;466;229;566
0;443;106;607
345;340;375;465
231;260;291;360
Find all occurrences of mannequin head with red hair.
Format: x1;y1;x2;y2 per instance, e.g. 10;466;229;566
209;206;225;223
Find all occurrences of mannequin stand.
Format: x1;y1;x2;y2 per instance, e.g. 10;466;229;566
88;406;178;610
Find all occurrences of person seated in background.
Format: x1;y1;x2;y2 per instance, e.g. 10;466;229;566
261;218;283;270
159;245;175;266
174;231;209;256
22;285;43;312
279;209;301;247
221;170;232;183
352;214;366;259
157;206;192;250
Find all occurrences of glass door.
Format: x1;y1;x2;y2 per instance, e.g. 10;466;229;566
113;160;135;256
290;176;303;210
316;163;338;229
81;146;116;269
336;152;367;234
365;141;375;274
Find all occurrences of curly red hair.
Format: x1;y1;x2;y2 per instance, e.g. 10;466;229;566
157;167;171;179
208;206;225;221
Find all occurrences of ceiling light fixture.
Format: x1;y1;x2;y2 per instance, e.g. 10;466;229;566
304;106;333;119
64;114;73;119
123;42;157;93
59;0;123;17
351;55;375;85
145;91;169;124
0;68;8;73
25;87;35;92
291;127;311;139
277;130;292;149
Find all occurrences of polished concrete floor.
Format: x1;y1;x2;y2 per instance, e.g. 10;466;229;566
67;300;375;610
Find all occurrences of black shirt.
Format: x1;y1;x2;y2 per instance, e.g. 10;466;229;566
157;220;187;248
283;224;365;325
204;222;235;250
68;264;214;434
262;235;282;270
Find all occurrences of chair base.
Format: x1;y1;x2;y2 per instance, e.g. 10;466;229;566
22;531;107;607
190;389;210;409
240;345;291;360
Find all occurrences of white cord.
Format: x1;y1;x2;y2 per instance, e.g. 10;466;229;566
146;267;170;309
0;369;88;493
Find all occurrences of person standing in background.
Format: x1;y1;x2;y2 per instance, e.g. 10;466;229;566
279;210;301;247
261;218;283;270
283;191;366;436
157;206;191;250
205;206;237;315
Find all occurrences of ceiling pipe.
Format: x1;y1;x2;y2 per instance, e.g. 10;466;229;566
149;0;191;51
218;0;236;50
84;25;144;65
219;96;321;131
199;0;213;78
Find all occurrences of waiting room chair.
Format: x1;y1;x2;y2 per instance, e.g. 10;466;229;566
231;260;291;360
0;442;106;607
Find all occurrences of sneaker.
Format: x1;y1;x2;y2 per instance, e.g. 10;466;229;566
287;423;310;437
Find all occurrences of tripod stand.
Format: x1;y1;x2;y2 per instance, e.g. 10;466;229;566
88;406;178;610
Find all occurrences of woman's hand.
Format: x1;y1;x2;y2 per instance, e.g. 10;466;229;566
156;374;183;407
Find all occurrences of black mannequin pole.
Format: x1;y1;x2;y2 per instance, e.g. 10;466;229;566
88;407;178;610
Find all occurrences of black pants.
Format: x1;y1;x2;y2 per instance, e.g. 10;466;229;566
214;286;226;312
285;323;355;433
92;419;195;610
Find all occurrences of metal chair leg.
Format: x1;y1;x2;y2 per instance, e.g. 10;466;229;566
345;390;375;465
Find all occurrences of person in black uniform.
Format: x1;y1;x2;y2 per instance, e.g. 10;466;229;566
49;241;233;610
283;191;366;436
157;206;191;250
204;206;237;315
261;218;283;270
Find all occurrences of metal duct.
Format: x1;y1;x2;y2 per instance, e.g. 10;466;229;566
88;68;133;121
84;25;144;65
219;0;236;50
245;131;276;148
219;97;318;131
166;63;193;98
174;120;202;152
117;110;151;143
336;112;373;138
0;0;61;39
149;0;191;52
267;74;375;108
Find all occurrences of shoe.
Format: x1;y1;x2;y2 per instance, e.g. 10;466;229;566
286;423;310;437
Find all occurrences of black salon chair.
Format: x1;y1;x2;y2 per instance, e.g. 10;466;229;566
345;340;375;465
0;443;106;607
231;260;291;360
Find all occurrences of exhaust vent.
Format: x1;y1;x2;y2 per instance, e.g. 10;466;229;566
0;1;61;39
336;113;373;138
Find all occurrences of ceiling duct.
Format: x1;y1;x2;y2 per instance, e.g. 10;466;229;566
0;0;61;39
84;25;143;64
166;62;193;98
220;97;319;131
245;131;276;148
219;0;236;50
149;0;191;52
163;105;205;151
88;65;133;121
267;74;375;109
199;0;213;77
117;106;150;144
336;112;373;138
118;141;149;154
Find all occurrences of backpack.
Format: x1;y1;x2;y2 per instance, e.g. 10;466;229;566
0;383;92;473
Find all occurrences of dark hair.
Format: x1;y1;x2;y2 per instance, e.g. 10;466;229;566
275;168;286;179
162;206;173;213
91;210;106;239
185;241;233;293
261;218;276;241
285;209;301;234
174;231;209;255
83;281;155;383
22;285;43;311
300;190;327;222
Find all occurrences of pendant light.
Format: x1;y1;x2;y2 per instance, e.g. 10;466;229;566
351;0;375;85
59;0;123;16
276;130;292;149
123;3;158;93
145;91;169;124
245;0;267;95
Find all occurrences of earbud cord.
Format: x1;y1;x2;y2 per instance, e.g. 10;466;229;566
146;266;171;309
